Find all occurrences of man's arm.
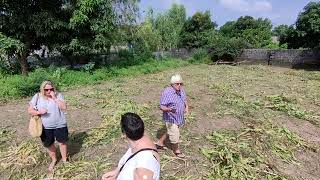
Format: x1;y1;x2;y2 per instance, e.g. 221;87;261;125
184;100;189;114
101;167;120;180
160;90;173;112
134;168;154;180
160;105;173;112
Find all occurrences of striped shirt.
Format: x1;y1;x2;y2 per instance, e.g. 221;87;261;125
160;86;187;125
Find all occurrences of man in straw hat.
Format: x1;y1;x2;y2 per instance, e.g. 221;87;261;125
155;74;189;158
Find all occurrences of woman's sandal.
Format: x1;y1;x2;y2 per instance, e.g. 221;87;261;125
174;152;186;158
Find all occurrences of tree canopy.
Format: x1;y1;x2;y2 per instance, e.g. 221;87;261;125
0;0;70;75
219;16;273;48
179;11;217;49
0;0;139;75
296;1;320;48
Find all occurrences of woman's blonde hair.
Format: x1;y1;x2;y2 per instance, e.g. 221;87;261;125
40;80;56;97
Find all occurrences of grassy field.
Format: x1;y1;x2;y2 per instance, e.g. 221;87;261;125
0;58;188;103
1;63;320;179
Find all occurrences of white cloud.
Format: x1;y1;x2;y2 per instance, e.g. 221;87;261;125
219;0;272;13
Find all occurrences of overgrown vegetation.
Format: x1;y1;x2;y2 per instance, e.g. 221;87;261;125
266;95;319;126
1;63;320;179
201;123;303;179
1;1;319;76
0;58;188;102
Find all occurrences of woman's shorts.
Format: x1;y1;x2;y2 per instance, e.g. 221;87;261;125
165;123;180;144
40;127;69;147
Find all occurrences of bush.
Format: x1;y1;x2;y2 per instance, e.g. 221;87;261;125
208;35;251;61
0;57;20;75
0;58;188;101
192;49;207;61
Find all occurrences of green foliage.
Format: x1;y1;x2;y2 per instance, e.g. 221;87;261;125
219;16;273;48
273;25;289;37
242;28;272;48
0;33;24;56
0;58;21;75
0;0;71;74
278;2;320;49
189;48;210;63
296;1;320;48
133;21;161;52
180;11;217;49
0;58;188;101
266;95;308;119
280;25;300;49
0;0;140;75
151;4;186;50
208;35;250;61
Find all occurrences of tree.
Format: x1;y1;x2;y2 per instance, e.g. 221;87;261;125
180;11;217;49
153;4;186;50
0;0;140;75
219;21;236;37
133;21;161;52
281;25;301;49
0;0;70;75
273;24;289;37
207;33;250;61
66;0;140;55
296;1;320;48
219;16;273;48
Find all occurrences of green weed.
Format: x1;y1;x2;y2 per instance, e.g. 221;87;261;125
266;95;319;126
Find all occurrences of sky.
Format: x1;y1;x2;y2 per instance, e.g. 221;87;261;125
139;0;319;27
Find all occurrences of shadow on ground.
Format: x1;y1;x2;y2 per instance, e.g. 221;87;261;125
68;131;88;158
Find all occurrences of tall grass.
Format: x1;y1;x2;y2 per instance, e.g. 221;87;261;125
0;58;188;102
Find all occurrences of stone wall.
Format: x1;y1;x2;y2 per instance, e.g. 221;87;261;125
25;48;320;68
236;49;320;67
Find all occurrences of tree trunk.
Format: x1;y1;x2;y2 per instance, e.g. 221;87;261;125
19;49;29;76
19;34;33;76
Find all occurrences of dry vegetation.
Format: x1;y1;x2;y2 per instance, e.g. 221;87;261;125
1;64;320;179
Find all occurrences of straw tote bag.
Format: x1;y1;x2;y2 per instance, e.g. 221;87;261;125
28;93;43;137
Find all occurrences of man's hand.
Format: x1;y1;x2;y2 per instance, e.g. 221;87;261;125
101;169;118;180
184;106;189;114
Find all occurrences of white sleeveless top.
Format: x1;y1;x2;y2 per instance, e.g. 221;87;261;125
117;148;160;180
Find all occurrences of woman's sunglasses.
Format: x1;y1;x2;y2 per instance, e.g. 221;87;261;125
44;88;54;91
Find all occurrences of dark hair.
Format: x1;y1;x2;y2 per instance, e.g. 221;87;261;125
121;112;144;141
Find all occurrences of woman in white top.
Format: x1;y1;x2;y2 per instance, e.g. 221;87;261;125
27;80;68;171
102;112;160;180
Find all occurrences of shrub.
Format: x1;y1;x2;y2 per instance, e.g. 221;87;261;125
190;48;210;63
208;34;251;61
0;57;20;75
0;58;188;101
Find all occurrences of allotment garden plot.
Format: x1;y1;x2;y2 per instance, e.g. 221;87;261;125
1;64;320;179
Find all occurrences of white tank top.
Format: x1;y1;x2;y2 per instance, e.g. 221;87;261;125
117;148;160;180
